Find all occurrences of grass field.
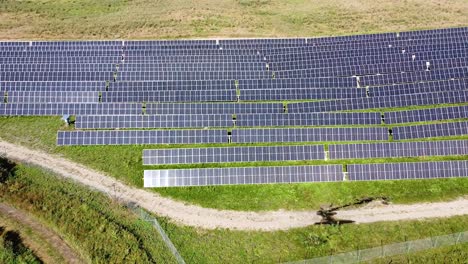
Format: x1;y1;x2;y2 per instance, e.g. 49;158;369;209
1;160;467;263
0;159;177;263
0;227;41;264
0;212;66;263
1;115;468;211
0;0;467;40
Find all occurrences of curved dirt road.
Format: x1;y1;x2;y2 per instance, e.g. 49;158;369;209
0;202;85;264
1;140;467;231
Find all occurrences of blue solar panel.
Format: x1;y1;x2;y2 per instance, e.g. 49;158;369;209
240;87;365;100
0;103;142;116
236;112;382;126
57;129;227;146
143;145;326;165
108;80;235;91
369;79;468;97
347;160;468;181
7;91;99;103
392;121;468;140
0;71;114;81
288;90;468;113
385;105;468;124
231;127;388;143
101;90;237;103
238;78;357;89
117;71;271;81
146;102;284;115
1;81;106;92
329;140;468;159
75;115;234;129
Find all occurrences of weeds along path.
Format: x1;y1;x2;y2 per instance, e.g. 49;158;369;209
0;202;85;264
1;140;467;231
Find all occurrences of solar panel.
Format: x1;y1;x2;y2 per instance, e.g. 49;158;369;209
274;57;468;77
347;160;468;181
143;145;326;165
146;102;284;115
269;49;468;70
108;80;235;91
329;140;468;159
100;90;236;103
122;55;263;63
231;127;388;143
143;164;343;187
7;91;99;103
392;121;468;140
117;71;271;81
0;103;142;116
0;63;117;72
236;112;382;126
57;129;227;146
0;71;114;82
238;78;357;89
240;87;365;100
1;81;106;92
359;67;468;87
0;57;121;64
385;105;468;124
369;79;468;97
288;90;468;113
75;115;234;129
119;62;266;72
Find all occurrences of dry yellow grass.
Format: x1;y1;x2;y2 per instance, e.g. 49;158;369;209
0;0;467;39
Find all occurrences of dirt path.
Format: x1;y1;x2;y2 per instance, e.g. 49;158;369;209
0;202;85;264
1;140;467;231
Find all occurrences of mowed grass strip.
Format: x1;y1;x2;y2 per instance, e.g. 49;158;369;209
1;115;467;211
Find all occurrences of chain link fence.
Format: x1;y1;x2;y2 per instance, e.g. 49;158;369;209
127;203;186;264
288;231;468;264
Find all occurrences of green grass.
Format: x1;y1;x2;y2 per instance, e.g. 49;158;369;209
0;213;66;263
0;227;41;264
0;0;467;40
371;243;468;263
1;115;468;211
156;213;468;263
0;160;177;263
2;160;468;263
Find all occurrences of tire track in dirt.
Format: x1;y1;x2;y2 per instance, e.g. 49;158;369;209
0;202;85;264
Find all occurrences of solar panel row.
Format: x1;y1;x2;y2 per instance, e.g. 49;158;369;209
143;165;343;187
329;140;468;159
231;127;388;143
368;79;468;97
100;90;237;103
57;129;227;146
143;160;468;187
1;81;106;92
7;91;99;103
143;145;325;165
288;90;468;113
146;102;284;115
0;103;142;116
392;121;468;140
347;160;468;181
74;112;382;129
75;114;234;129
108;80;235;91
385;105;468;124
